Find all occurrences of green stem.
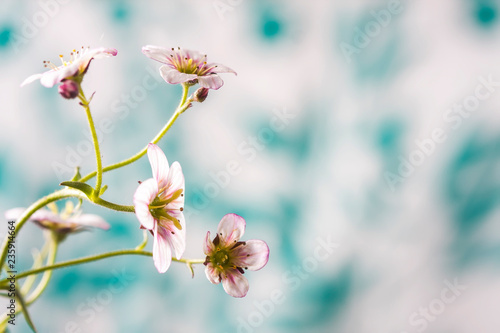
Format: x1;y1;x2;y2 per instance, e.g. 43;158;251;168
7;249;204;281
94;198;135;213
26;233;58;304
79;89;103;198
0;188;85;275
79;84;191;184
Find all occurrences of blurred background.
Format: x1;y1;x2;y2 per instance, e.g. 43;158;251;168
1;0;500;332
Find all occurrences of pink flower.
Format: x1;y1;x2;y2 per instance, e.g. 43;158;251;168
5;202;110;236
203;214;269;298
21;46;118;88
142;45;236;90
133;143;186;273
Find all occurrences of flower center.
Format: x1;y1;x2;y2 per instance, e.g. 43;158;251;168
169;47;208;75
213;249;231;267
148;189;184;230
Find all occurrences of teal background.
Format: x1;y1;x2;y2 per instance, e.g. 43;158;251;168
1;0;500;332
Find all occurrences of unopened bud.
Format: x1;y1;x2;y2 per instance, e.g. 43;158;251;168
58;80;79;99
193;87;209;103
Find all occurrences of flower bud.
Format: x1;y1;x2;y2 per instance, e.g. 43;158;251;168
193;87;209;103
58;80;79;99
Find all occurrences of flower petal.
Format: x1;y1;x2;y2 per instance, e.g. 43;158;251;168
205;63;237;75
158;215;186;260
221;268;249;298
70;214;110;230
133;178;158;230
159;66;198;85
197;74;224;90
20;74;43;87
153;223;173;273
40;64;80;88
203;231;215;256
204;262;221;284
163;161;184;206
142;45;176;64
217;213;246;246
231;240;269;271
147;143;170;189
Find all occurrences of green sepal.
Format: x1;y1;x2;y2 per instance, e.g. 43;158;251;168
60;181;94;197
70;167;81;181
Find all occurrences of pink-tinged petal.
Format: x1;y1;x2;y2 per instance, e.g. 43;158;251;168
221;268;249;298
70;214;110;230
159;66;198;85
147;143;169;189
162;161;184;205
142;45;176;64
5;208;26;221
197;74;224;90
20;74;43;87
40;64;79;87
205;63;237;75
217;213;246;246
205;262;221;284
88;47;118;58
231;240;269;271
133;178;158;230
30;209;65;224
158;215;186;260
204;231;215;256
153;224;172;273
182;49;205;63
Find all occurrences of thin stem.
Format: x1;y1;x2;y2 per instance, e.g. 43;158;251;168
94;198;135;213
0;188;85;274
26;233;58;304
79;89;103;198
7;249;204;281
79;84;191;183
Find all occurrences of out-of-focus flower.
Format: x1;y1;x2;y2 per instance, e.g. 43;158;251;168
21;46;117;88
142;45;236;90
133;143;186;273
203;214;269;298
5;201;109;238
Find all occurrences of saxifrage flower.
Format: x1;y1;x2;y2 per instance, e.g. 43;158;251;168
204;214;269;298
133;143;186;273
21;46;117;88
5;201;110;236
142;45;236;90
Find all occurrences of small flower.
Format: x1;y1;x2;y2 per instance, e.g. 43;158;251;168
142;45;236;90
21;46;118;88
5;201;109;239
133;143;186;273
204;214;269;298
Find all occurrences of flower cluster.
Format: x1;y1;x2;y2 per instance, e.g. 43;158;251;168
5;44;268;304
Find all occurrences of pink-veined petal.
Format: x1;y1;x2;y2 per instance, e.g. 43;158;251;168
205;63;237;75
133;178;158;230
87;47;118;59
142;45;176;64
221;268;249;298
231;240;269;271
20;74;43;87
197;74;224;90
217;213;246;246
70;214;110;230
147;143;169;189
205;262;221;284
162;161;184;205
159;66;197;85
158;215;186;260
203;231;215;256
153;224;172;273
